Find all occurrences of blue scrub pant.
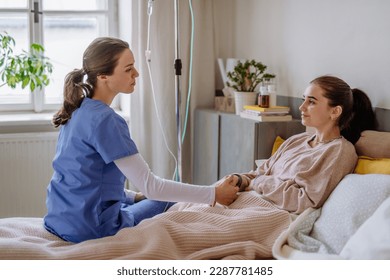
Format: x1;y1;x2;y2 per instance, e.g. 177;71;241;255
131;200;175;226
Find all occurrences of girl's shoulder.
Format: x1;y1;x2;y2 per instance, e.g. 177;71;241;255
317;136;357;160
338;136;356;153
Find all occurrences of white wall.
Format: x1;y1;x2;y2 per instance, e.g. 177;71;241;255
216;0;390;109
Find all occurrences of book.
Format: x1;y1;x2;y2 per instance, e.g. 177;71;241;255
240;111;293;122
243;105;290;113
243;109;289;116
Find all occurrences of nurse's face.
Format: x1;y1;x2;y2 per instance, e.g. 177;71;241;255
105;48;139;94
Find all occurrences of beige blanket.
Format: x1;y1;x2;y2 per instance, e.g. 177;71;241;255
0;192;291;260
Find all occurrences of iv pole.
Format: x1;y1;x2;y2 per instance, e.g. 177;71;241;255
174;0;182;182
147;0;182;182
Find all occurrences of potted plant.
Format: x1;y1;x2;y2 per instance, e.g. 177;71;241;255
0;31;53;92
226;59;275;114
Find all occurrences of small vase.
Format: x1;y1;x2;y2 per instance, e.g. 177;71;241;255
233;91;258;115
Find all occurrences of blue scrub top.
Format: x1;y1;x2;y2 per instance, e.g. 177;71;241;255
44;98;138;243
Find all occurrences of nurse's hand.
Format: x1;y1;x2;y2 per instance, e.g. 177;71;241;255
214;175;239;206
135;192;146;203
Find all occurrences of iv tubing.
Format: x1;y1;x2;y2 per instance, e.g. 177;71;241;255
181;0;194;143
144;0;195;181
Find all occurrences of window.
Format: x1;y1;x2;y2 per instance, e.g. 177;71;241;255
0;0;118;112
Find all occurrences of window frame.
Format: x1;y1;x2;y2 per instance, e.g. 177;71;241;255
0;0;119;113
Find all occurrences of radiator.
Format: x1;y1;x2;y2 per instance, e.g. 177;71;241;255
0;132;58;218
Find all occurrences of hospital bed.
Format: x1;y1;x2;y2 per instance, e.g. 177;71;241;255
0;110;389;260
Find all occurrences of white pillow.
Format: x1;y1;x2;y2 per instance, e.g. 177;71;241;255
340;196;390;259
310;174;390;254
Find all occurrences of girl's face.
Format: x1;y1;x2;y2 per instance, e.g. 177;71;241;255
299;84;340;129
105;48;139;94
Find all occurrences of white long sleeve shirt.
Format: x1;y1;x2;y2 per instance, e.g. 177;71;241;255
114;153;215;205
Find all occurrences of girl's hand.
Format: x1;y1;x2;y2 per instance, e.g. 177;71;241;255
233;174;251;192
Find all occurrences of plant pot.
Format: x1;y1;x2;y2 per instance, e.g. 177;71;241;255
234;91;258;115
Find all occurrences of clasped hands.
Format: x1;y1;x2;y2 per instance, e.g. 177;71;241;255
214;173;251;206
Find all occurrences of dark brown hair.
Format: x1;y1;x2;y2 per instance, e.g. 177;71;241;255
52;37;129;127
310;75;377;144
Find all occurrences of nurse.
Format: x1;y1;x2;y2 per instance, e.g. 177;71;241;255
44;37;239;243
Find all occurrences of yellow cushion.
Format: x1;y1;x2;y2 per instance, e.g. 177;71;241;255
272;136;285;155
354;156;390;175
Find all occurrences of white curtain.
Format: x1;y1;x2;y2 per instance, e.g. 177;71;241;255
118;0;234;182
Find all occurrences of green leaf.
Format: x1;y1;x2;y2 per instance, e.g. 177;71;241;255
22;76;30;88
0;31;53;92
226;59;276;92
30;80;36;92
31;43;44;52
7;76;16;88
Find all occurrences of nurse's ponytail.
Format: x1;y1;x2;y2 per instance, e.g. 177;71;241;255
52;69;92;127
52;37;129;127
